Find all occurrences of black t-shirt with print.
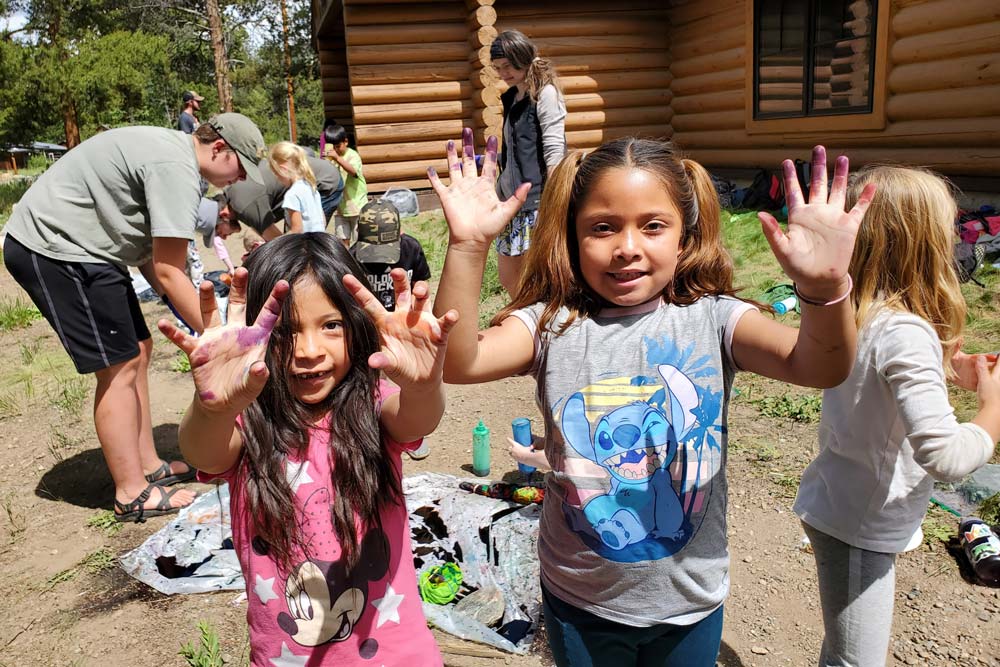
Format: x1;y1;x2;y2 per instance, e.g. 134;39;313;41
351;234;431;311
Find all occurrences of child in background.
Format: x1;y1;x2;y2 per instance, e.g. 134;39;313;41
350;201;431;313
193;194;241;274
324;124;368;246
793;166;1000;666
158;233;456;666
268;141;326;234
431;131;874;666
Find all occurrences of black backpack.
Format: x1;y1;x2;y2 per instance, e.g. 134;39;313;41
733;169;783;210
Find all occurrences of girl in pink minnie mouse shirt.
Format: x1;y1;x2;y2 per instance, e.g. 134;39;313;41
160;233;456;666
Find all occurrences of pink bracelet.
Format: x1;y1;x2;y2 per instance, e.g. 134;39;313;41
793;275;853;307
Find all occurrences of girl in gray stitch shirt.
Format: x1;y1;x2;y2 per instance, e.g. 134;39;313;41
429;131;876;666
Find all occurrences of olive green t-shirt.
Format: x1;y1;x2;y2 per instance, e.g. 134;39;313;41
5;127;200;268
326;145;367;217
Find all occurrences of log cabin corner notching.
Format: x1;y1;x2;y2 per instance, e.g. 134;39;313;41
313;0;1000;194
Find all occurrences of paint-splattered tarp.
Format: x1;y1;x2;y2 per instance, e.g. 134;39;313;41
119;473;540;653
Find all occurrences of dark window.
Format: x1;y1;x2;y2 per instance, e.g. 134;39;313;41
754;0;877;119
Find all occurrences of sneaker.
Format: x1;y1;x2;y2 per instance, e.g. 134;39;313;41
405;440;431;461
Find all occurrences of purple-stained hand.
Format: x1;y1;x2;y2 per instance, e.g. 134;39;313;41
157;267;289;415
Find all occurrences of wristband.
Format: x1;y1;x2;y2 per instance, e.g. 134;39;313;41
793;275;853;307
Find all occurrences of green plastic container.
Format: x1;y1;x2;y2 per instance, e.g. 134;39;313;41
472;419;490;477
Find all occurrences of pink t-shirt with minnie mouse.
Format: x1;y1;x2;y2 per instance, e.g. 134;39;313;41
201;382;441;666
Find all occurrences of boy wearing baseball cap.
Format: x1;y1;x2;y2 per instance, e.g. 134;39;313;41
3;113;265;522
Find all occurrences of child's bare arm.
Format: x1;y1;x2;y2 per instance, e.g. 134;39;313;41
285;209;303;234
972;354;1000;443
429;129;535;383
158;270;289;473
733;147;875;388
345;269;458;443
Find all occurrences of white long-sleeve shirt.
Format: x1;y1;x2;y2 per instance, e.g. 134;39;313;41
794;308;995;553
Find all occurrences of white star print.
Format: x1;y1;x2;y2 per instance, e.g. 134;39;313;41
254;574;278;605
269;642;308;667
371;583;405;629
284;460;313;492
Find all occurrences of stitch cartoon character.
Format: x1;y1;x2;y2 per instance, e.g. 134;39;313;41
561;364;699;550
276;528;390;649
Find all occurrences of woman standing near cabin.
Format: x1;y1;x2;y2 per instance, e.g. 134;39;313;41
491;29;567;294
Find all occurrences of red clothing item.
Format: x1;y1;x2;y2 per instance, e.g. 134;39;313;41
200;382;441;667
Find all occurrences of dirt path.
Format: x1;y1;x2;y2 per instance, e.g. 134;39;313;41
0;252;997;667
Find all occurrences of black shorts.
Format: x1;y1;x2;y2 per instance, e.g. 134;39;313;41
3;235;151;374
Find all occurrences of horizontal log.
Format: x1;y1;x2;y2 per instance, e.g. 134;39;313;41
671;90;744;115
364;157;450;183
669;109;745;132
351;81;472;105
671;67;744;96
353;100;474;124
565;106;673;130
367;177;434;194
669;26;743;61
566;124;673;147
891;21;1000;65
356;119;466;144
564;88;673;111
887;84;1000;121
471;107;503;126
320;105;353;122
323;90;351;106
889;53;1000;94
668;0;738;27
344;4;459;25
358;138;450;164
892;0;1000;38
531;34;668;56
318;49;347;66
783;117;1000;148
348;41;468;66
496;13;666;39
319;64;349;79
685;147;1000;176
670;47;743;79
349;61;471;85
559;70;673;94
665;3;743;39
499;0;664;18
347;22;467;47
553;52;671;74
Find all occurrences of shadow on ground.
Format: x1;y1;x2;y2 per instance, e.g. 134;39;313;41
35;423;182;508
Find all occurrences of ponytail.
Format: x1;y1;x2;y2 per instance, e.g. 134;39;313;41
665;159;735;304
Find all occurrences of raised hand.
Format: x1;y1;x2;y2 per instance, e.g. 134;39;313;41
157;268;288;415
758;146;876;298
344;269;458;388
426;127;531;249
952;348;999;392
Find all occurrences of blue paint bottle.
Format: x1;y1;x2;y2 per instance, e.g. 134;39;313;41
511;417;535;475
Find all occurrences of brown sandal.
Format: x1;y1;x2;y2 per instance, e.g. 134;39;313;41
114;483;194;523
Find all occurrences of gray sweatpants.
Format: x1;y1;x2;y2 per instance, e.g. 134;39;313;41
803;522;897;667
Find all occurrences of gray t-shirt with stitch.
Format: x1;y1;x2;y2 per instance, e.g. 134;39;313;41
511;295;754;626
5;127;200;269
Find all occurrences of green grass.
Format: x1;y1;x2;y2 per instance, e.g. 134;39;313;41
921;506;958;545
0;297;42;331
179;621;225;667
44;547;116;589
753;393;823;423
48;376;90;416
172;352;192;373
979;493;1000;526
85;509;124;537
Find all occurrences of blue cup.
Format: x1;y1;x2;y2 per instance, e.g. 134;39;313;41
511;417;535;474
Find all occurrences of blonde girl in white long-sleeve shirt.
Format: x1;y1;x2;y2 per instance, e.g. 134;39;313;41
794;165;1000;667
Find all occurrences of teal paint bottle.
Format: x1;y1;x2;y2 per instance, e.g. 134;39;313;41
472;419;491;477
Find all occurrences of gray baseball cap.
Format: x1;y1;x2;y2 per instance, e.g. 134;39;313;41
207;113;266;185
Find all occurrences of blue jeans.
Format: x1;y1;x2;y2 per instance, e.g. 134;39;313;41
542;585;724;667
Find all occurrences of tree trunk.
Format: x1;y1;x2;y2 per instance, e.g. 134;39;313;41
62;95;81;148
205;0;232;112
279;0;297;142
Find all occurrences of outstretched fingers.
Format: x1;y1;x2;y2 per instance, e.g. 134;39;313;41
446;138;461;183
390;268;412;314
809;145;829;204
227;267;250;326
482;135;499;181
844;182;877;228
502;182;533;220
781;159;804;211
461;127;477;178
157;318;199;356
344;273;388;321
249;280;289;337
199;280;220;330
828;154;851;210
758;211;788;258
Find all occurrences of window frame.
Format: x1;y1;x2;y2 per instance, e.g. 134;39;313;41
744;0;890;134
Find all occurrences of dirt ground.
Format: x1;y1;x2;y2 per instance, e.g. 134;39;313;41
0;234;998;667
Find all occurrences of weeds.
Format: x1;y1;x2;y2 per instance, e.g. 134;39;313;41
44;547;116;590
769;471;800;498
0;297;42;331
19;340;41;365
172;352;192;373
49;377;90;416
49;428;83;462
979;493;1000;526
179;620;224;667
753;393;822;423
0;391;20;419
2;493;25;540
921;507;956;546
85;509;124;537
751;442;781;463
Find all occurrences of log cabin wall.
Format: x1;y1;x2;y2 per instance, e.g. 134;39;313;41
668;0;1000;178
493;1;671;154
316;5;351;142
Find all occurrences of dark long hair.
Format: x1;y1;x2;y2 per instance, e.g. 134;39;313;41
496;138;736;334
239;233;399;570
